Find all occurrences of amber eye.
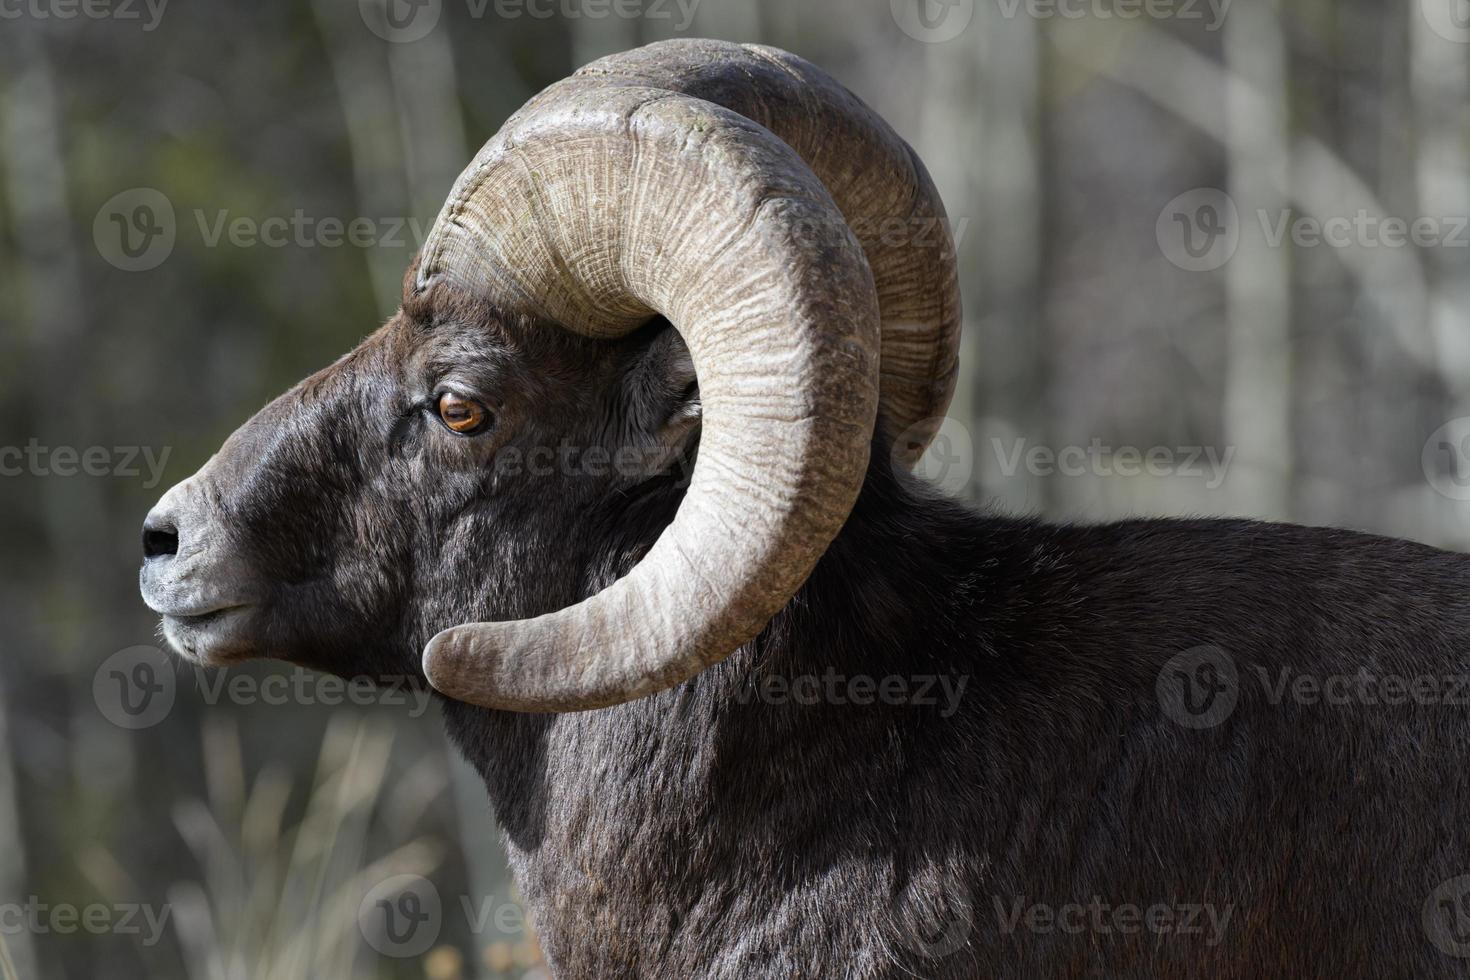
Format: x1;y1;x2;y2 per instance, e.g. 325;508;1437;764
436;392;492;435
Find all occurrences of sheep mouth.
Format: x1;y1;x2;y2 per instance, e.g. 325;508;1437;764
157;605;257;666
167;605;246;627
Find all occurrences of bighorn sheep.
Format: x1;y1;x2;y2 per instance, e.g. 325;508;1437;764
139;39;1470;978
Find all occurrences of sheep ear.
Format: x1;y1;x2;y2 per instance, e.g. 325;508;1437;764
624;322;701;452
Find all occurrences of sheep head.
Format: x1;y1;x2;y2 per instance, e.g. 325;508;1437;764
138;39;960;712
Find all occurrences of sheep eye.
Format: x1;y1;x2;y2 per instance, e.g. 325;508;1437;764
436;393;492;435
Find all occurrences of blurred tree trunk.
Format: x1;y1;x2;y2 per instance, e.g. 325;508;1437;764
0;680;36;979
664;0;761;43
1;28;108;636
388;9;469;227
311;0;418;317
1411;0;1470;544
1223;0;1292;520
1412;0;1470;396
921;4;1044;512
572;4;641;66
1;34;102;980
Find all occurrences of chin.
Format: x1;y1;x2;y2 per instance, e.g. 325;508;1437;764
158;607;259;667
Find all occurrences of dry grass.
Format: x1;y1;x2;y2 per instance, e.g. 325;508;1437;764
0;931;20;980
164;713;447;980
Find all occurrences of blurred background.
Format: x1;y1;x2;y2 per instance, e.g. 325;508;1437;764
2;0;1469;976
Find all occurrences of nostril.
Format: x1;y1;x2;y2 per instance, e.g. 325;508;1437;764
142;521;179;560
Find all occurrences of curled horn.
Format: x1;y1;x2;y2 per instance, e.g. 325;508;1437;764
418;39;961;712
